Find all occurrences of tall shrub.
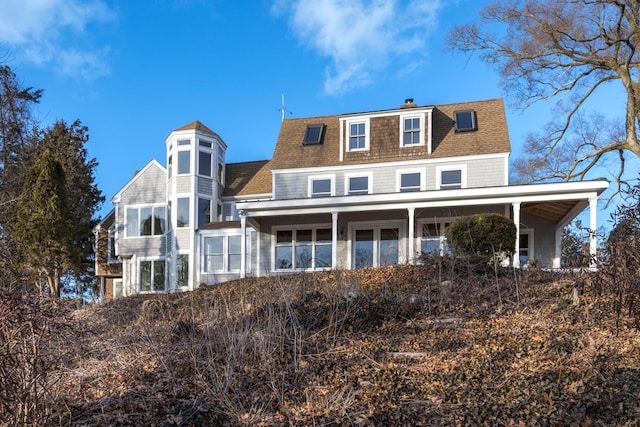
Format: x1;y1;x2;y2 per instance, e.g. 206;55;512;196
445;213;516;267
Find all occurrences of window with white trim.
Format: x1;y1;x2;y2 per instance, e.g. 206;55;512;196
401;116;423;146
177;197;190;227
346;118;370;151
437;166;466;190
178;150;190;174
197;198;211;227
420;221;450;256
309;176;334;198
398;171;422;192
346;173;371;195
204;235;251;273
177;254;189;288
199;150;212;177
139;259;165;292
217;147;225;185
352;224;402;269
125;205;166;237
518;229;533;266
274;227;332;271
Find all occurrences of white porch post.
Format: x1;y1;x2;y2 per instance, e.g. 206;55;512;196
554;228;563;269
332;212;338;269
589;197;598;268
512;202;521;268
240;211;247;279
408;207;415;264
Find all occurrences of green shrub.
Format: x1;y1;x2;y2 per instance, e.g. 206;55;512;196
445;213;516;267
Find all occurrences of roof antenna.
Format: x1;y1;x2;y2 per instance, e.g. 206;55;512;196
279;93;292;122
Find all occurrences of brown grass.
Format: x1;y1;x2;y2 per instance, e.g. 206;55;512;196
3;264;640;426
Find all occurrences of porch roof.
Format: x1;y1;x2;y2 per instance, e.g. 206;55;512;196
236;180;609;229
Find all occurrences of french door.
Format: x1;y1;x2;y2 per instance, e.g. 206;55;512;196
353;225;401;269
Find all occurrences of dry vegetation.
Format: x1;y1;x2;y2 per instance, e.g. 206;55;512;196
2;262;640;426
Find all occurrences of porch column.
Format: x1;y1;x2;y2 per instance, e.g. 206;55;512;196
332;212;338;269
589;197;598;268
512;202;521;268
408;207;415;264
240;211;247;279
554;228;562;269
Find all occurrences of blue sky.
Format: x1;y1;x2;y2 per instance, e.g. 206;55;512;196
0;0;628;220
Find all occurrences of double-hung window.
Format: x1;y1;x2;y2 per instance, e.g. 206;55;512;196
309;176;334;198
345;118;369;151
401;116;423;146
126;205;166;237
346;173;371;195
274;228;332;271
204;235;250;272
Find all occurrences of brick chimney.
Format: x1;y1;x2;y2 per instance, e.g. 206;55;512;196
400;98;417;109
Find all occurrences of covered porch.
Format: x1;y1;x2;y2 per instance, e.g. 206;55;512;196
236;180;609;277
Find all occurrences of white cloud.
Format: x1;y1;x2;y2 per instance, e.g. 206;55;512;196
0;0;115;78
278;0;442;95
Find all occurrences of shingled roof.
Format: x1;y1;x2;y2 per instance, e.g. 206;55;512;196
223;160;272;197
269;98;511;170
172;120;221;139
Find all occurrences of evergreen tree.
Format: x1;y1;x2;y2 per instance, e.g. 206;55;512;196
38;120;104;292
14;149;75;298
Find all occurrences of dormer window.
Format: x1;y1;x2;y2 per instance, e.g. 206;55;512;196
400;114;424;146
454;110;477;132
303;124;325;145
349;122;366;150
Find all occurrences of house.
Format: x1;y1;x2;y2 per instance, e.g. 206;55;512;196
94;98;608;298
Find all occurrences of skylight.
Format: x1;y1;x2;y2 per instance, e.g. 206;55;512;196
303;124;325;144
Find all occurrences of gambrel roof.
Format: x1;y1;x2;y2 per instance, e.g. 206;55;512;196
269;98;511;170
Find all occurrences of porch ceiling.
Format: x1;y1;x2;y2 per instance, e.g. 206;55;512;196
520;200;583;224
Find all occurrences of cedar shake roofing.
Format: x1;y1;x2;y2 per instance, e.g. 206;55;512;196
223;160;272;197
269;98;511;170
173;120;220;139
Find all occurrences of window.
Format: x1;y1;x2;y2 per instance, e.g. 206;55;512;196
168;155;173;179
398;171;422;192
347;174;370;195
205;237;224;272
198;198;211;227
139;259;165;292
455;110;477;131
440;169;462;190
177;254;189;288
177;197;190;227
178;151;190;174
402;116;422;146
113;279;123;298
309;176;334;197
204;235;250;272
353;226;401;269
420;222;450;256
199;139;212;148
125;206;166;237
108;224;118;262
178;139;190;146
303;124;324;144
349;122;366;150
274;227;333;271
518;230;533;266
217;147;225;184
199;150;212;177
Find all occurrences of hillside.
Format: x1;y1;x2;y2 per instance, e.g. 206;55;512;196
2;264;640;426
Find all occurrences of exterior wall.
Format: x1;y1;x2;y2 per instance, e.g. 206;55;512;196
116;164;167;257
520;214;556;268
272;155;507;200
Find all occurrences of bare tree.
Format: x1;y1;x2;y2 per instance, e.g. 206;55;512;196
449;0;640;195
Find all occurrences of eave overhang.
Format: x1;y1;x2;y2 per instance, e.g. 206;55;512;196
236;180;609;225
